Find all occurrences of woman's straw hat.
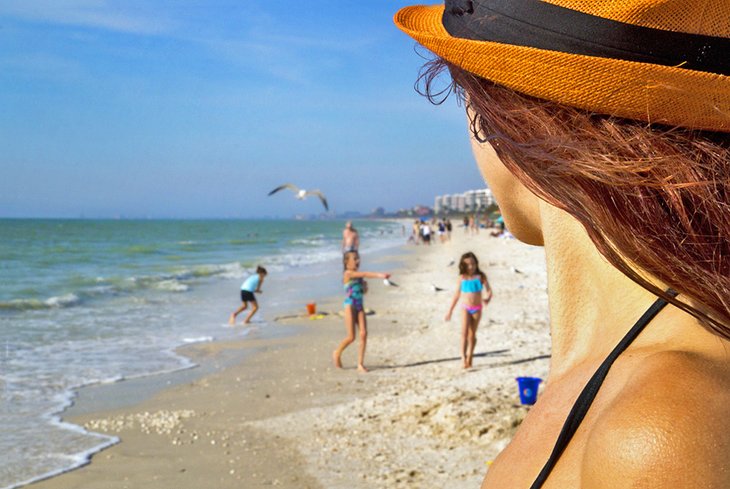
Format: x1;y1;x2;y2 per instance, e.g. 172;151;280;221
394;0;730;132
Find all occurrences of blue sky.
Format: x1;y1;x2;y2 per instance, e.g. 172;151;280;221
0;1;483;218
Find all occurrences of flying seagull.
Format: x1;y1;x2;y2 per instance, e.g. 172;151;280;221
268;183;329;211
383;278;399;287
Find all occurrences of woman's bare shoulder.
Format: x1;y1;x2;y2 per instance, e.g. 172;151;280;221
582;350;730;488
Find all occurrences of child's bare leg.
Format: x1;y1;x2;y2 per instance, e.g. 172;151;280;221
243;302;259;324
466;325;477;368
333;306;356;368
357;310;368;372
461;310;469;368
230;302;248;324
466;312;481;368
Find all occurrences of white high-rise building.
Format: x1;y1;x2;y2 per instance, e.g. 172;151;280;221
434;195;443;214
433;188;494;214
454;195;466;212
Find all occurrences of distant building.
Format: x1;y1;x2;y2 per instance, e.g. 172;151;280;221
434;196;443;215
454;195;466;212
434;187;494;214
442;194;452;212
339;211;364;219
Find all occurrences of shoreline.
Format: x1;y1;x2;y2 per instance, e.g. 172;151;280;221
28;239;410;489
30;324;337;488
60;238;410;419
29;229;550;489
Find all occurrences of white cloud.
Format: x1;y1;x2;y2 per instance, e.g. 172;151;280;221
0;0;175;35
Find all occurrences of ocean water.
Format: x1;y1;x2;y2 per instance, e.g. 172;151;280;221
0;218;403;489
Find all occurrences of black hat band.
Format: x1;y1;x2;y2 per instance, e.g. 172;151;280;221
442;0;730;76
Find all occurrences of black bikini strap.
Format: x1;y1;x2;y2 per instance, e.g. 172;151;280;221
530;291;676;488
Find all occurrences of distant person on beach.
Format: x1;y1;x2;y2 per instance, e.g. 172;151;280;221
396;1;730;486
229;266;267;325
411;219;421;244
421;221;432;245
490;216;506;238
341;221;360;254
444;252;492;368
445;218;452;241
469;215;479;235
332;251;390;373
437;220;446;243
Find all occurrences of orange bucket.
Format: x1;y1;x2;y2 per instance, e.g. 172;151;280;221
306;302;316;315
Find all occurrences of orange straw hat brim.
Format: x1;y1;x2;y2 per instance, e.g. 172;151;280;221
394;4;730;132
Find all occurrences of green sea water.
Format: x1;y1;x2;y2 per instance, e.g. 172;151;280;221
0;218;403;489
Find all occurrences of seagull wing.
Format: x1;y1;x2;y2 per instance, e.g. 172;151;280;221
268;183;299;196
306;190;329;211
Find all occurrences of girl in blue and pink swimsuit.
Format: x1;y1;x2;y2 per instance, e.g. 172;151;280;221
445;252;493;368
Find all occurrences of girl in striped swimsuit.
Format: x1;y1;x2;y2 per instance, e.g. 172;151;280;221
332;251;391;373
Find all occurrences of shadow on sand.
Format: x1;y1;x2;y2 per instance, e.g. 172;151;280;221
376;349;511;370
488;354;551;368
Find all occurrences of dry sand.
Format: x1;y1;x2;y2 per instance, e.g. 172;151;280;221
31;227;549;489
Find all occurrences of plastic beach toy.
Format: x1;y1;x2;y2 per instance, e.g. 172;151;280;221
516;377;542;405
306;302;316;315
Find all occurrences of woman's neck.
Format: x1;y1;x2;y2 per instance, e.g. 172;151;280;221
540;206;663;380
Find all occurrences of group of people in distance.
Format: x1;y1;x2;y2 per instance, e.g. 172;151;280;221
410;217;454;245
229;219;494;374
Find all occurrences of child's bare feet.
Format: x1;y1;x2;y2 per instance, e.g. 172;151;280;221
228;314;235;325
332;350;343;369
357;364;369;373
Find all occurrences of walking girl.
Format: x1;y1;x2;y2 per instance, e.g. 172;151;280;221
445;252;493;368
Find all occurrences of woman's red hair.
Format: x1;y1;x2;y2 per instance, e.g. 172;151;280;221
418;58;730;338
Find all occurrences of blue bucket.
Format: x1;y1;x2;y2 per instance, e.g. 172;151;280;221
515;377;542;405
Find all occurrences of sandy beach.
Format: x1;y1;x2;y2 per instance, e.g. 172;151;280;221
30;226;549;489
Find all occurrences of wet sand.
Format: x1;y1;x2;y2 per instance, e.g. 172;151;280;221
31;228;549;489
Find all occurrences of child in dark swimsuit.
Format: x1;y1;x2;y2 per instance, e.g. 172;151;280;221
445;252;493;368
332;251;391;373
